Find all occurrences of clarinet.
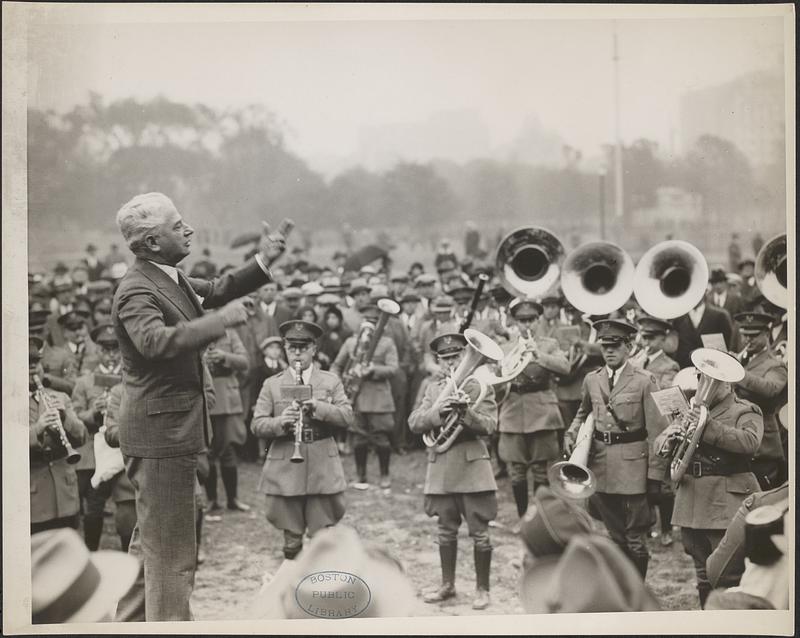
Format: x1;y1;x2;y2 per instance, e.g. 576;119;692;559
33;374;81;464
290;361;306;464
459;273;489;333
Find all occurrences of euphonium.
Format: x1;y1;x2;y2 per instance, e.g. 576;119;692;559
32;374;81;465
548;414;597;500
665;348;745;484
423;329;504;453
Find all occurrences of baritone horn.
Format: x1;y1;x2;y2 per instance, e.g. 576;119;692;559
422;329;504;453
548;414;597;500
755;233;787;309
633;240;709;319
494;226;566;299
561;241;635;315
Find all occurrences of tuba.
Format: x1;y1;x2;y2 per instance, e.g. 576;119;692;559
342;298;401;401
423;329;504;453
633;240;708;319
548;414;597;500
561;241;635;315
494;226;565;300
755;233;787;309
663;348;745;484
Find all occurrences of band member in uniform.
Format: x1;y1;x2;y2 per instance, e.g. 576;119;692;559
332;303;399;489
29;336;88;534
408;333;498;610
732;312;788;490
41;311;98;394
70;323;123;550
499;299;570;523
204;325;251;511
252;320;353;560
564;319;662;579
631;315;681;546
654;376;763;608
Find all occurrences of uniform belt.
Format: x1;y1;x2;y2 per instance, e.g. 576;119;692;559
31;447;67;464
689;459;752;478
593;428;647;445
280;424;332;443
510;381;549;394
452;429;479;445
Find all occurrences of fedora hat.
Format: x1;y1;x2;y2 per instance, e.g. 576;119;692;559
31;528;139;623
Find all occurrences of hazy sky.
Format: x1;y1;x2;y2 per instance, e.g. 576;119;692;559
27;6;786;174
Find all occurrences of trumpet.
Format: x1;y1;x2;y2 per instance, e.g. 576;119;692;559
423;329;504;453
664;348;745;484
290;360;307;464
32;374;81;465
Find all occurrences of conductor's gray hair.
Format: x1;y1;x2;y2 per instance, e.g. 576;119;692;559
116;193;176;254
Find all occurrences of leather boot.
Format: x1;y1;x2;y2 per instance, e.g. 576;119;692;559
423;543;457;603
196;507;205;566
221;466;250;511
83;515;104;551
205;463;219;509
472;547;492;610
511;482;529;518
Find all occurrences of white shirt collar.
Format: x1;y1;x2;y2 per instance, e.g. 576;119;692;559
605;361;627;383
688;303;705;327
647;349;663;363
148;260;179;285
715;291;727;305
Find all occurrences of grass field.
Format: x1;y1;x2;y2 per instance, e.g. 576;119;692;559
97;448;700;619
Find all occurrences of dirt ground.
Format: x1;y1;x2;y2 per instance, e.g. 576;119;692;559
98;449;700;619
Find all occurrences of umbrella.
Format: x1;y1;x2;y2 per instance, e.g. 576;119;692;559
343;245;388;272
230;231;261;249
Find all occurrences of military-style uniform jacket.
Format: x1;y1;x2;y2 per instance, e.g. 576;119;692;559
41;341;99;394
636;350;679;391
331;334;398;413
408;377;498;495
71;366;122;472
735;348;787;461
655;392;763;529
707;482;788;590
207;328;249;417
498;335;570;434
568;363;664;494
30;388;88;524
252;366;354;497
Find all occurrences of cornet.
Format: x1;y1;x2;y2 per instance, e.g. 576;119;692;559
423;329;504;453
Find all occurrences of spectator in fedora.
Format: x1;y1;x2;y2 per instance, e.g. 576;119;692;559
31;528;139;623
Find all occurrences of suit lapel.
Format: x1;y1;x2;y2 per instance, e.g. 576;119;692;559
177;271;205;315
136;259;198;320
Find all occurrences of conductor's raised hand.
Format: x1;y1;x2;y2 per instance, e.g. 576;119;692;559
259;221;289;265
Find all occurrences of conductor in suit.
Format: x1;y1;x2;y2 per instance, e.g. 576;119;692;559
111;192;286;621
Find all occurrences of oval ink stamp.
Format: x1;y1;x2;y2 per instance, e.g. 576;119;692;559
295;571;371;618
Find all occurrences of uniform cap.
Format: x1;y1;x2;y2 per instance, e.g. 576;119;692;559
508;298;543;319
414;273;438;287
636;315;672;336
57;311;86;330
400;293;421;304
348;277;371;296
429;332;467;356
279;320;323;343
390;273;409;283
592;318;637;344
447;286;475;304
430;295;455;313
540;294;562;307
520;486;594;558
90;323;118;346
734;311;773;335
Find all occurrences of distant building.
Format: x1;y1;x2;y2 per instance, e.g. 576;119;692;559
679;70;784;168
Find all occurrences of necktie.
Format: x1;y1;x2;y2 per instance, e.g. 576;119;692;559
608;368;615;392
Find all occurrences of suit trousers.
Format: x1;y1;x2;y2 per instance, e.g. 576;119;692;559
589;492;650;563
117;454;198;621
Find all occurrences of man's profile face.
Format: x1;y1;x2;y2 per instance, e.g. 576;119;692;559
151;206;194;265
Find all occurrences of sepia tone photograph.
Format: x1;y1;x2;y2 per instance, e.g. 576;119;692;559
2;2;794;635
